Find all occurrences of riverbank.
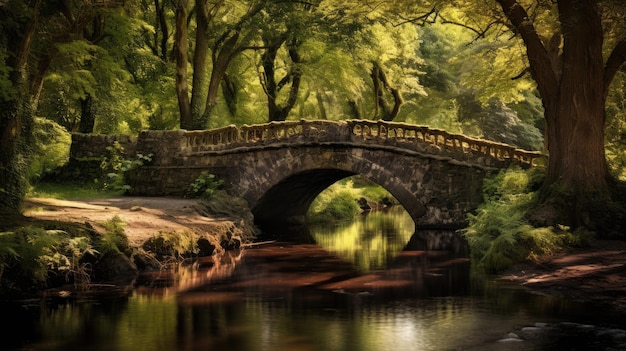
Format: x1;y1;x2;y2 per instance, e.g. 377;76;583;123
21;194;257;248
18;196;626;313
498;238;626;313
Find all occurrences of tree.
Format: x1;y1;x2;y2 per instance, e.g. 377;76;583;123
0;0;42;215
173;0;267;129
257;1;311;122
173;0;191;129
492;0;626;226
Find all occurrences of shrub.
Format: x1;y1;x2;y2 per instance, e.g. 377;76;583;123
463;167;591;274
0;227;97;293
142;231;199;261
100;141;152;192
186;172;224;199
307;189;360;223
28;117;71;182
99;216;131;256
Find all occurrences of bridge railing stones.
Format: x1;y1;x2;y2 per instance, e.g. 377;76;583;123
179;119;542;168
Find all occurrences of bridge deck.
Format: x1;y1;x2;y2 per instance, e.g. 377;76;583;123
179;119;543;169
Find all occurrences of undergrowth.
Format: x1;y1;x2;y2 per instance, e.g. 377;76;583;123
0;216;136;296
463;167;592;274
0;227;98;293
306;176;398;224
307;181;361;223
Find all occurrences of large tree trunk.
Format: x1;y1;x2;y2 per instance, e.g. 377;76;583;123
544;0;608;194
260;38;303;122
370;61;402;121
189;0;211;127
495;0;625;228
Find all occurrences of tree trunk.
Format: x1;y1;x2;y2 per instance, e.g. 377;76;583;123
0;0;41;215
370;61;402;121
199;54;230;128
154;0;170;61
173;0;191;129
222;73;237;116
316;90;327;120
79;94;95;133
261;38;302;122
543;0;608;195
496;0;618;228
189;0;210;126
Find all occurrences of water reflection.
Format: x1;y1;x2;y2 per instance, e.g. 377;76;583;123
310;206;415;272
3;210;624;351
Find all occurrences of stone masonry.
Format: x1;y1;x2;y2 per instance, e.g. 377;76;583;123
69;120;542;229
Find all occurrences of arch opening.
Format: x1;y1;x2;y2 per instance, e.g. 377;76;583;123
252;169;424;233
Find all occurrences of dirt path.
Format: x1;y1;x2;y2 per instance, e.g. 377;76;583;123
22;196;252;247
21;196;626;313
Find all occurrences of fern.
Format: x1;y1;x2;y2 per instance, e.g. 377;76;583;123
463;167;590;273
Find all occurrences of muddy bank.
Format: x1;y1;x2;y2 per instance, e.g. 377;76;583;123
498;239;626;313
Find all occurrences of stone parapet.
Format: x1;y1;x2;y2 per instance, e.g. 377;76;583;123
70;133;137;159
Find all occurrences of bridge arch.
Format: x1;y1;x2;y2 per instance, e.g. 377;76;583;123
221;145;472;229
250;162;428;229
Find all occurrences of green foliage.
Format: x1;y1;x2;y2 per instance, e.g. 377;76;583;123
352;176;398;205
99;216;131;256
606;72;626;181
464;167;590;273
28;117;72;182
186;172;224;199
307;176;398;223
307;187;361;223
457;96;543;150
0;227;98;293
142;231;199;261
100;141;152;192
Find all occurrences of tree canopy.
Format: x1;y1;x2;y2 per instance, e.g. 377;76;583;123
1;0;625;229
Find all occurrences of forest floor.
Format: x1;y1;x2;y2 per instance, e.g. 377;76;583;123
20;196;626;313
498;238;626;313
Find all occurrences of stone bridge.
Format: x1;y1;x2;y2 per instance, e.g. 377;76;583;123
71;119;542;229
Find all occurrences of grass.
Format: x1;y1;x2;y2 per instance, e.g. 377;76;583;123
28;182;125;200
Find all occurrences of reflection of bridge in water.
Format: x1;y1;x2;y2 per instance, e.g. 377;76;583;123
73;119;542;229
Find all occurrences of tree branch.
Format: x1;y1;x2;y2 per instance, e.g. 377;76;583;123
393;7;438;27
439;16;502;43
603;38;626;100
496;0;558;100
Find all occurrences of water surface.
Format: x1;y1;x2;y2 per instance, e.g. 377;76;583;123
2;208;624;351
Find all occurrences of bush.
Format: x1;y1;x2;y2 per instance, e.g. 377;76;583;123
463;167;591;274
100;141;152;192
142;231;199;261
307;189;360;223
99;216;131;256
186;172;224;199
28;117;71;182
0;227;97;294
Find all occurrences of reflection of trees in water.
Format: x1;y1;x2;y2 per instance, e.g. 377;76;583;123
135;250;244;297
310;206;415;272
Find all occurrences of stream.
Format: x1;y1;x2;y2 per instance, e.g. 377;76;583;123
2;207;626;351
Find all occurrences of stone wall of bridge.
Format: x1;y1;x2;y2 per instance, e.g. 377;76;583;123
68;120;542;229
